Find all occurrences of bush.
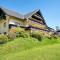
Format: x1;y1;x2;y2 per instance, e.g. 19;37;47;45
8;27;24;39
8;27;30;39
10;27;24;33
30;32;42;41
16;31;30;38
0;35;8;44
8;32;16;40
41;37;58;45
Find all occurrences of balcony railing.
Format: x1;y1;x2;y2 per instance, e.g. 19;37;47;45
26;25;49;32
29;18;44;25
34;14;43;20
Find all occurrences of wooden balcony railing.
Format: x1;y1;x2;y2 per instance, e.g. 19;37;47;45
26;25;49;32
29;18;44;25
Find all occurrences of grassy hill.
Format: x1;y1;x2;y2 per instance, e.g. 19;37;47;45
2;44;60;60
0;38;40;54
0;37;60;60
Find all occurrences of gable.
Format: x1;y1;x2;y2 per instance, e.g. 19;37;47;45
24;9;44;20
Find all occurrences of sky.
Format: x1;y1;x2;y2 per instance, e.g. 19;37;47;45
0;0;60;29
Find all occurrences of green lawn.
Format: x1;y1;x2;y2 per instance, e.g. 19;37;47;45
0;37;60;60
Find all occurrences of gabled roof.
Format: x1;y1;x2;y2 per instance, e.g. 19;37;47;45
0;7;24;19
24;9;43;19
24;9;39;18
0;7;44;20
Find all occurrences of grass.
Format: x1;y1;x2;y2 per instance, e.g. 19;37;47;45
0;37;60;60
1;44;60;60
0;37;40;55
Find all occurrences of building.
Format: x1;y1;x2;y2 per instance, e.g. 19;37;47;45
0;7;50;34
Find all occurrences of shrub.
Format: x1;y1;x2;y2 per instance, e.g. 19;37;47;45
8;27;24;39
30;32;42;41
8;27;30;39
15;27;30;38
8;31;16;40
46;34;58;40
16;31;30;38
10;27;24;33
0;34;8;44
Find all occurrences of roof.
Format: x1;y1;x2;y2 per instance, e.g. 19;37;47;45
0;7;24;19
0;7;44;20
24;9;40;18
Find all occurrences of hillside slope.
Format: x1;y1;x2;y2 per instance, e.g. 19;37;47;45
0;37;60;60
1;44;60;60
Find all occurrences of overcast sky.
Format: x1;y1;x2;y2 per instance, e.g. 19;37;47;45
0;0;60;29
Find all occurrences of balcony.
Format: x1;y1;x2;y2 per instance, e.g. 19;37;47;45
34;14;43;20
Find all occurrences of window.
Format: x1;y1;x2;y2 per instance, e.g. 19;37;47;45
4;22;6;27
